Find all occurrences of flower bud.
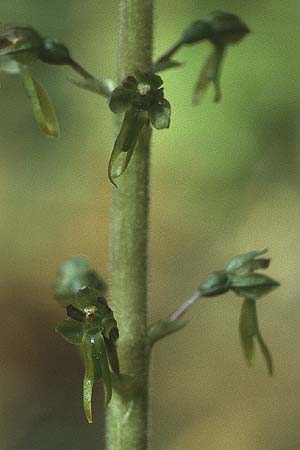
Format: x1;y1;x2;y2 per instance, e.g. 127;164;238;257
38;38;71;65
181;11;249;47
205;11;250;45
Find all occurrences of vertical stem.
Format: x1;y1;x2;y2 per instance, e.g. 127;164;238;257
106;1;153;450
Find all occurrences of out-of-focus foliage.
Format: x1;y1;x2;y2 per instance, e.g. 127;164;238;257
0;1;300;450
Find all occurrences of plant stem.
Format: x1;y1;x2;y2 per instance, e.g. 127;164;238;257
106;1;153;450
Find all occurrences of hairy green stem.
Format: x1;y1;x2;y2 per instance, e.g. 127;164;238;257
106;1;153;450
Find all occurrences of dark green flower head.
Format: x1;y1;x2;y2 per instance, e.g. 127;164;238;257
0;24;78;69
204;10;250;46
0;25;75;138
109;71;171;129
39;39;72;65
225;249;280;300
197;249;279;302
0;25;43;68
38;38;71;65
226;248;270;274
108;71;171;185
195;249;279;375
56;287;119;345
181;12;250;104
182;11;250;47
56;287;118;422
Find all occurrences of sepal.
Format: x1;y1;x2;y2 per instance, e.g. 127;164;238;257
148;98;171;129
82;329;113;423
109;76;138;113
108;108;148;186
193;46;224;104
226;249;268;273
19;66;60;138
239;298;273;375
56;319;84;344
230;273;280;300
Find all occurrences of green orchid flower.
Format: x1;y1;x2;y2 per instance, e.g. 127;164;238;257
154;11;250;103
108;71;171;186
56;286;119;423
197;249;279;374
0;25;92;137
183;11;250;103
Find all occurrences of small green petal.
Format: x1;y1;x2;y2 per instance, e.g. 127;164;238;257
135;70;163;90
233;258;270;276
19;66;60;138
109;85;136;113
148;98;171;130
75;286;102;310
239;298;273;375
256;331;273;376
239;298;257;367
82;330;112;412
108;108;147;186
226;249;268;273
102;315;119;341
104;338;120;374
56;319;84;344
83;330;103;380
230;273;280;300
193;46;224;104
82;330;103;423
95;332;112;406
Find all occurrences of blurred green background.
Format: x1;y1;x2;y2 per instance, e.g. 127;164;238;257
1;1;300;449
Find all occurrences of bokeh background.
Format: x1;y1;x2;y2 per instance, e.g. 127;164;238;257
1;1;300;449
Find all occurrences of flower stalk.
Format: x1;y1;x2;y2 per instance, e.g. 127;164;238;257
105;1;153;450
